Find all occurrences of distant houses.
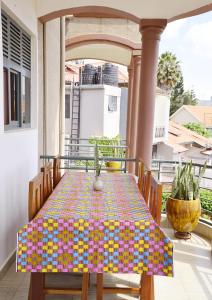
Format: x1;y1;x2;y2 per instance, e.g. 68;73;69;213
170;105;212;133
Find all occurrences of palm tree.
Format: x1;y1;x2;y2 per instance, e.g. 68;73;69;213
157;52;182;92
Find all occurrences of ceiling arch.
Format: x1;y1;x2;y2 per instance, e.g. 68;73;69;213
39;5;139;23
66;34;141;51
37;1;212;23
66;43;132;66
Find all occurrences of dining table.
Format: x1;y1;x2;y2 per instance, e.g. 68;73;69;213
17;171;174;299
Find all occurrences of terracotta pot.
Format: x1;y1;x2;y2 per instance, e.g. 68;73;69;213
105;161;121;172
166;197;201;239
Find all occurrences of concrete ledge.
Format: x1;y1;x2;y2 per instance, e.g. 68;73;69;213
0;249;16;281
161;214;212;241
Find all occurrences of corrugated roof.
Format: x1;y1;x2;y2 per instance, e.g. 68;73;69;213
167;121;212;153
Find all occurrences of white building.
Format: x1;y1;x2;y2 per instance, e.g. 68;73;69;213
65;84;121;139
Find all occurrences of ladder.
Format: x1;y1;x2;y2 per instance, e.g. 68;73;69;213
70;86;81;155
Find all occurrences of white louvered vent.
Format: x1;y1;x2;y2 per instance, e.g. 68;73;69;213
22;33;31;70
1;13;9;58
10;21;21;65
1;11;31;70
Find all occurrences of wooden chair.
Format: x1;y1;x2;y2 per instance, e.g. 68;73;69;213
148;174;163;225
96;175;163;300
41;162;53;202
137;160;151;204
28;172;89;300
53;157;62;188
28;172;44;222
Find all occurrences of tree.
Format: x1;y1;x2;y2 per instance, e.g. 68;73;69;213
181;90;198;105
170;88;198;115
184;123;211;138
170;75;184;115
157;52;182;92
157;52;198;115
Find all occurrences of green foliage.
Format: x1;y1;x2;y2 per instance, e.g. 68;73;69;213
170;88;198;115
184;122;211;138
170;75;184;115
157;52;182;92
89;135;124;158
181;90;198;105
171;161;207;200
200;189;212;213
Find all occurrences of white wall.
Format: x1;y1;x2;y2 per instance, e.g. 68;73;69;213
104;85;121;138
0;0;38;270
80;86;105;138
153;92;170;143
171;109;198;125
119;87;128;139
65;86;72;135
79;85;121;140
156;143;174;160
45;19;61;155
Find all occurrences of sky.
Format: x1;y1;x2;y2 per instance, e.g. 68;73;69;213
159;11;212;101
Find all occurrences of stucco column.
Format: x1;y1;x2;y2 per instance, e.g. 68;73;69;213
128;55;141;174
126;60;134;150
136;20;167;169
59;17;65;156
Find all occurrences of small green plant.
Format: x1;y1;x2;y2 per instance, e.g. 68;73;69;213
171;161;207;200
94;143;102;177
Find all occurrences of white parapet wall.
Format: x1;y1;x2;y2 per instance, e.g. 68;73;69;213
153;90;170;144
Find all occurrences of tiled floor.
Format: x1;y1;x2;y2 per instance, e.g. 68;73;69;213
0;229;212;300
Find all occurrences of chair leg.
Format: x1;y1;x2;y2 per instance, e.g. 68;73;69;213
96;273;103;300
81;273;89;300
28;276;32;300
140;275;154;300
30;273;44;300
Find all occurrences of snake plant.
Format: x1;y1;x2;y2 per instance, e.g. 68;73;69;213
171;161;207;200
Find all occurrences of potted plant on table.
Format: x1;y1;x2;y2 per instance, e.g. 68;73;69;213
93;144;104;191
166;161;206;239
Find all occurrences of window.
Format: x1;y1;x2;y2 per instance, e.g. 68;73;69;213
2;10;31;129
65;94;70;119
108;95;117;112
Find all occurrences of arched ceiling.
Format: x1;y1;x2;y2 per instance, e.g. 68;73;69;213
37;1;212;23
65;17;141;45
66;35;141;51
66;43;132;66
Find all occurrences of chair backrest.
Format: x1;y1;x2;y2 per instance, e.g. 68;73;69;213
137;160;151;204
149;175;163;225
28;172;44;221
41;162;53;202
53;157;62;188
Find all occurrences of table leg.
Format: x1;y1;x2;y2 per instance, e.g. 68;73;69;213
82;273;89;300
29;273;44;300
96;273;103;300
140;275;154;300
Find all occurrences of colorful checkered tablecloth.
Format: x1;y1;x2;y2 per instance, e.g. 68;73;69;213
17;172;173;276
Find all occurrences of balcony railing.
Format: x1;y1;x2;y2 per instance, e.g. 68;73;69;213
155;126;166;138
